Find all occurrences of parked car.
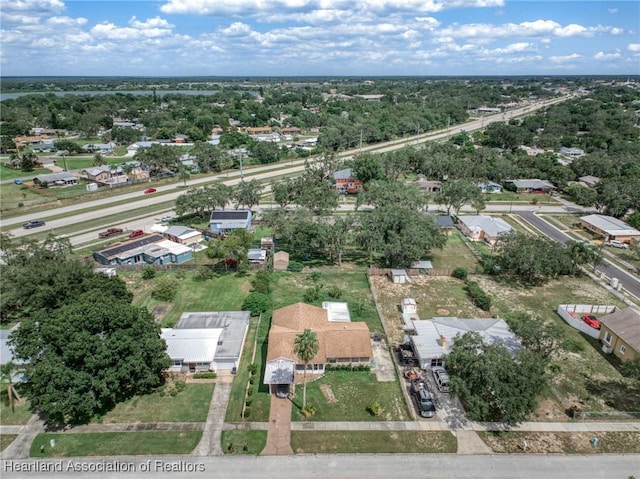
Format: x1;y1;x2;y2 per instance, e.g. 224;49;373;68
14;179;23;185
160;215;174;222
582;314;601;330
411;381;436;418
432;366;450;393
275;384;289;399
607;240;628;249
23;220;45;229
143;188;157;194
128;229;144;239
98;227;124;238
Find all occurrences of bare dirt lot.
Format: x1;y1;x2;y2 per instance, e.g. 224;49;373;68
479;431;640;454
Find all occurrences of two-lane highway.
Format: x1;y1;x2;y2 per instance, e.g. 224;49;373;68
516;211;640;300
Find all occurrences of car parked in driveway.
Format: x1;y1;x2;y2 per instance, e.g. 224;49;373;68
432;366;450;393
276;384;290;399
582;314;601;330
143;188;157;194
98;227;124;238
411;380;436;418
128;229;144;239
607;240;628;249
23;220;45;229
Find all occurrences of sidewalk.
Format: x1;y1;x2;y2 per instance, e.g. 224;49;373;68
0;414;44;460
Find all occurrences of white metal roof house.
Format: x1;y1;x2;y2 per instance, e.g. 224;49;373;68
559;146;585;159
477;181;503;193
409;317;522;369
457;215;512;245
247;248;267;264
580;214;640;243
161;329;221;373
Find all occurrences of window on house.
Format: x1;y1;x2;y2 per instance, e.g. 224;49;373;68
619;345;626;355
604;332;612;345
431;358;443;367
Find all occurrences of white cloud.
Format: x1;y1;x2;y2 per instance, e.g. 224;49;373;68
628;43;640;52
47;16;87;26
4;0;65;13
549;53;584;63
594;51;622;61
608;8;618;14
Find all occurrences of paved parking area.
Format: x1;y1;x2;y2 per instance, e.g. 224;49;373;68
371;340;395;382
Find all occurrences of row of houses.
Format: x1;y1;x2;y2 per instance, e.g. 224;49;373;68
415;178;555;194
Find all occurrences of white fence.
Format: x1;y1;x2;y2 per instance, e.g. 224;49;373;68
556;304;618;339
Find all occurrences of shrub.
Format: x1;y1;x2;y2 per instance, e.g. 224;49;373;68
152;276;179;301
195;266;214;281
247;363;258;375
367;401;384;416
193;371;217;379
245;399;252;407
563;337;586;353
308;271;321;283
17;202;24;208
301;404;316;417
142;265;156;280
247;387;254;396
242;292;271;316
251;271;272;294
288;261;303;272
464;280;491;311
243;407;250;418
327;286;343;299
452;267;468;280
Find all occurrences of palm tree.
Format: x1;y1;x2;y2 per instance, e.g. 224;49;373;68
0;362;20;412
294;329;319;409
178;167;191;187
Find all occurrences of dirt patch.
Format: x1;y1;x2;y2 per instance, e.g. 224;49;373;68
151;304;170;322
436;309;450;315
480;431;640;454
320;384;336;403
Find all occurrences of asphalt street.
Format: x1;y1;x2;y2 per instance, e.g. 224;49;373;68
2;454;639;479
516;211;640;299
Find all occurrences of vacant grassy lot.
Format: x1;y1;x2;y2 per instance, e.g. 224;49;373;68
220;430;267;455
0;434;18;452
478;431;640;454
94;383;213;424
126;270;252;326
291;431;457;454
291;371;410;422
0;399;33;425
0;182;53;211
430;231;479;270
31;431;202;457
0;165;50;181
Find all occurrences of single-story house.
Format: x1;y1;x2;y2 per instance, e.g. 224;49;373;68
32;172;77;188
210;209;252;235
457;215;512;245
273;251;289;271
416;180;442;193
264;302;372;395
435;215;455;235
161;328;221;373
559;146;585;159
599;307;640;362
82;143;113;154
81;165;129;186
507;179;556;193
174;311;250;372
578;175;600;188
247;248;267;264
333;168;363;194
389;269;410;284
280;127;301;136
579;214;640;243
409;317;522;369
92;234;193;265
163;225;203;246
477;181;502;194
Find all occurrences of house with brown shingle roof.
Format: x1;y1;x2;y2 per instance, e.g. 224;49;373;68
263;302;372;395
599;307;640;362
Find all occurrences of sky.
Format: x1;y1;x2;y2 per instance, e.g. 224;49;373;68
0;0;639;77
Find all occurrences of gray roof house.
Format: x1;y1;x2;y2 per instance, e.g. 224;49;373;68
33;172;77;188
409;317;522;369
508;179;555;193
580;214;640;242
210;209;253;235
457;215;512;245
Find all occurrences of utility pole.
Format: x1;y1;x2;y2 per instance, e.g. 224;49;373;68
239;152;244;182
359;129;363;153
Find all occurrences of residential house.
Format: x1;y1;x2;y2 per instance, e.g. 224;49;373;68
210;209;253;235
32;172;77;188
477;181;502;193
577;175;600;188
92;233;193;265
273;251;290;271
161;329;220;373
82;143;113;154
163;225;203;246
264;302;372;395
409;317;522;369
559;146;585;159
244;126;273;135
81;165;128;186
332;168;363;194
435;215;455;235
280;127;301;136
580;214;640;243
170;311;251;372
416;180;442;193
457;215;512;245
476;107;501;114
599;307;640;362
507;179;556;193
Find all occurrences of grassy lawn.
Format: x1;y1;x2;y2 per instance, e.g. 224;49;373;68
485;191;559;204
221;430;267;455
30;431;202;457
0;434;18;452
127;270;252;326
478;431;640;454
291;431;457;454
0;182;53;211
431;231;479;270
94;383;213;424
0;399;33;425
291;371;410;422
0;165;50;181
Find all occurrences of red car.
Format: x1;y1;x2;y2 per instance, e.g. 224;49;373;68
143;188;157;194
98;228;124;238
582;314;601;330
128;229;144;239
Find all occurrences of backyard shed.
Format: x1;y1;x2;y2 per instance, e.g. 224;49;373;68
390;269;410;284
273;251;290;271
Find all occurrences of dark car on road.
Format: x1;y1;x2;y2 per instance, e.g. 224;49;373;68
98;227;124;238
23;220;46;229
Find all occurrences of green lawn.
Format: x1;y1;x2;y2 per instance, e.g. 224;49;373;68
131;271;252;326
94;384;213;423
291;431;457;454
291;371;410;422
0;182;54;212
431;231;479;270
221;430;267;455
0;434;18;452
0;165;50;181
0;399;33;425
30;431;202;457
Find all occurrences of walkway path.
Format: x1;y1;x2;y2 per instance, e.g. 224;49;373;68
193;373;234;456
0;414;44;460
261;396;293;455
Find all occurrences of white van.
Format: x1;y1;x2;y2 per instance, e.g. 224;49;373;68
607;240;628;249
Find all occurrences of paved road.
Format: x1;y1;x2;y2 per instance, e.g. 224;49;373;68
516;211;640;299
2;454;638;479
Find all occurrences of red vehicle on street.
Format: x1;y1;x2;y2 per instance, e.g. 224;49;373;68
128;229;144;239
98;228;124;238
582;314;601;330
143;188;157;194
